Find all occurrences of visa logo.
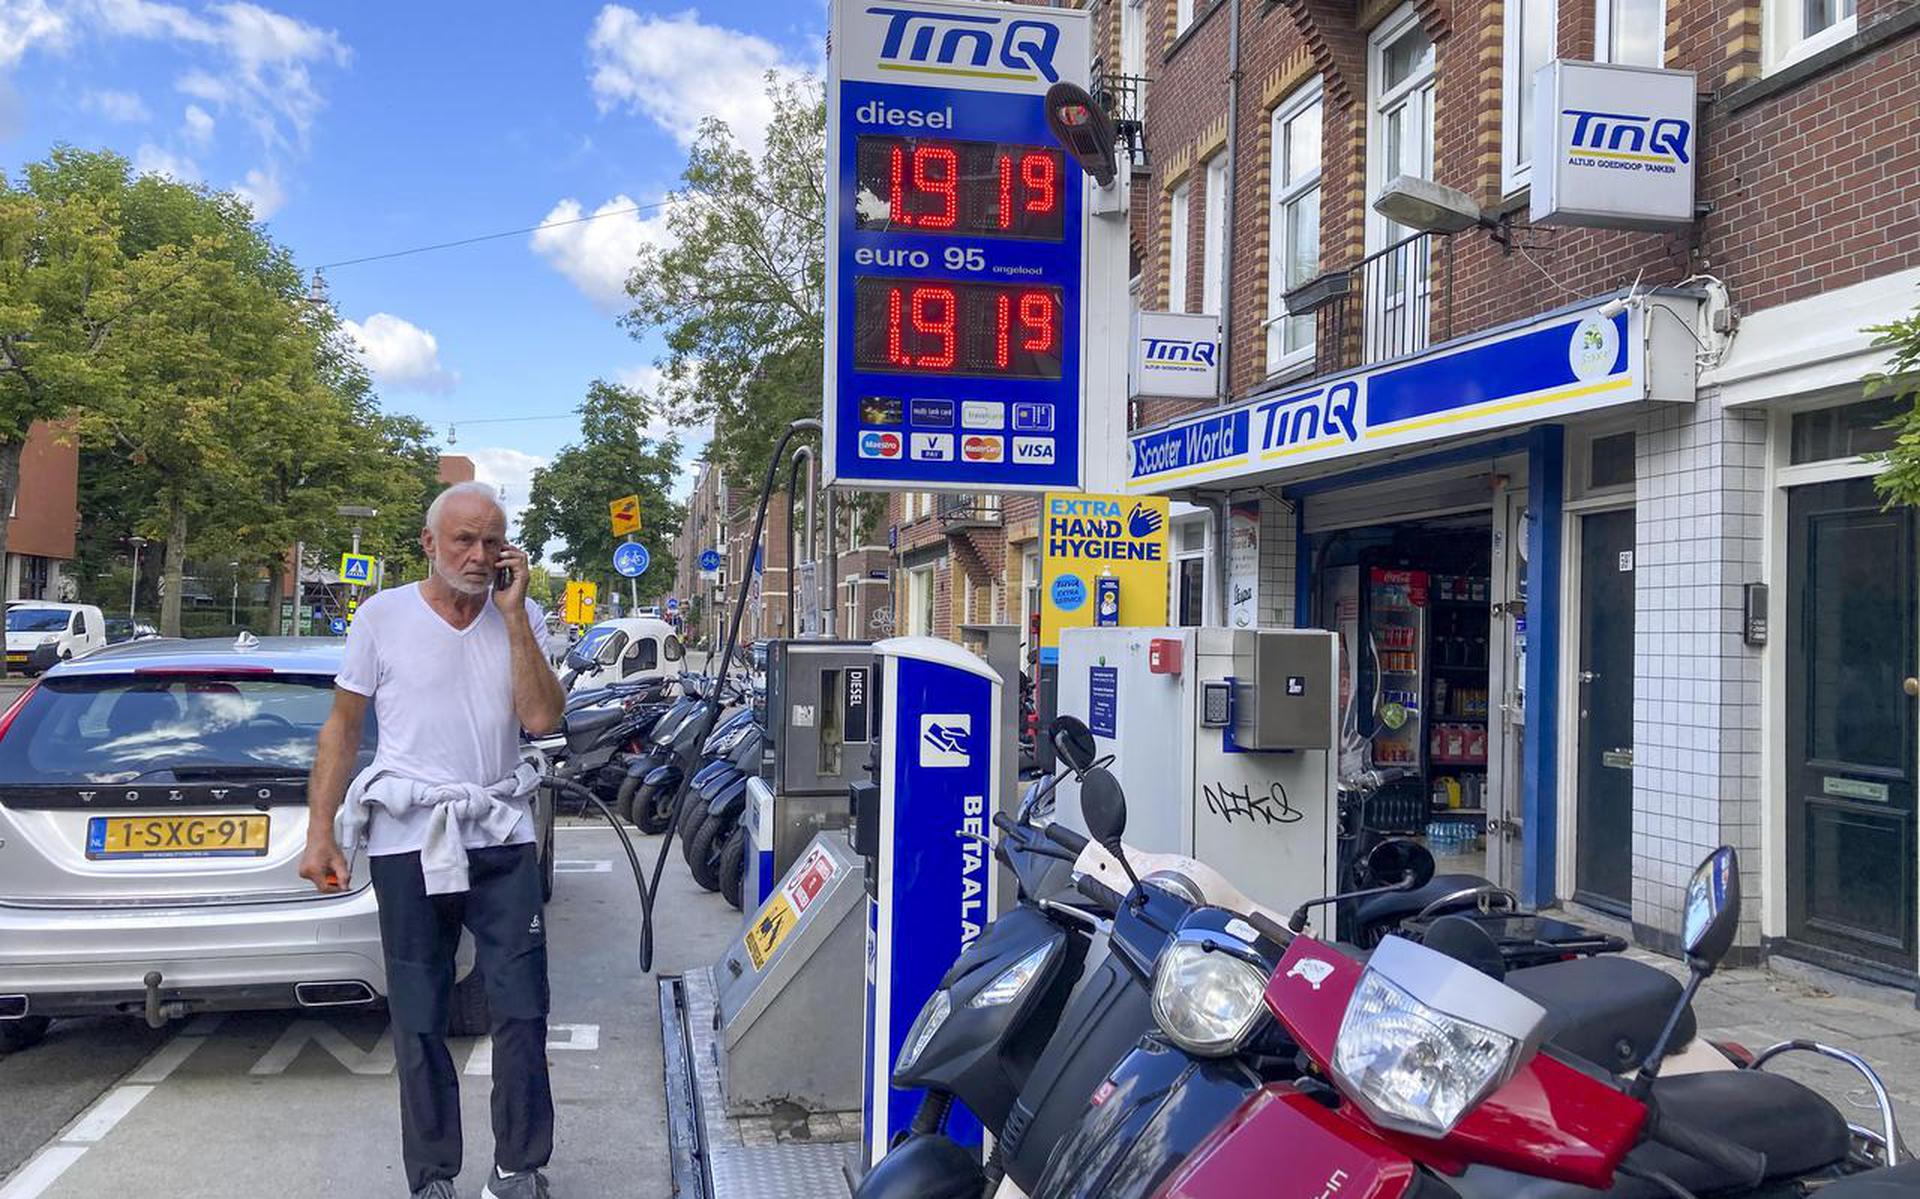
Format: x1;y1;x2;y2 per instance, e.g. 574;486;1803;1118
1012;437;1055;465
1563;109;1691;170
868;5;1062;83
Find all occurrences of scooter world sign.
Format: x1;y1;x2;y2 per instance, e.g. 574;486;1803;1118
823;0;1090;492
1038;492;1170;664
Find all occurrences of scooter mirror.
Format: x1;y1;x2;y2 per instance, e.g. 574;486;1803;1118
1364;838;1436;892
1682;846;1739;972
1049;715;1098;774
1080;767;1128;849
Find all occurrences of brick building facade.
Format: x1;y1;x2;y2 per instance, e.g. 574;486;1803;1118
3;422;79;603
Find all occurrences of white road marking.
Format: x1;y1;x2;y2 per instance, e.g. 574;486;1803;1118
0;1147;87;1199
549;1023;600;1052
0;1015;224;1198
248;1022;395;1076
62;1086;154;1144
555;860;611;873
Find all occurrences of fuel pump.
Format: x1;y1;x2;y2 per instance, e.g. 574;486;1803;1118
754;639;877;908
848;636;1004;1166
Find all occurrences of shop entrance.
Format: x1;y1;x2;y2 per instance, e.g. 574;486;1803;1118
1313;514;1496;881
1574;508;1636;913
1786;477;1918;971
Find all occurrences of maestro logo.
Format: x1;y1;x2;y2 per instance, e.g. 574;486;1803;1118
859;431;902;459
920;714;972;767
962;435;1004;462
868;5;1063;83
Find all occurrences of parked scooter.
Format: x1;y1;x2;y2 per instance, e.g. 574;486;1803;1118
1156;845;1909;1199
682;704;766;901
616;673;732;833
856;717;1293;1199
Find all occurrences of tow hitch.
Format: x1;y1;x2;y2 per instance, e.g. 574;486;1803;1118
141;970;191;1029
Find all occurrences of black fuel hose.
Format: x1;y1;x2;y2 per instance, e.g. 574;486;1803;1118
543;776;657;967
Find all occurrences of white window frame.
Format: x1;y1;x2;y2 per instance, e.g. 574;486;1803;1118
906;564;935;636
1501;0;1556;195
1201;155;1227;316
1123;0;1147;84
1763;0;1857;73
1167;179;1191;313
1266;78;1323;375
1594;0;1668;65
1366;8;1435;254
1176;0;1195;37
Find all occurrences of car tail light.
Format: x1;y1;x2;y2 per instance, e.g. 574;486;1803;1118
0;682;38;744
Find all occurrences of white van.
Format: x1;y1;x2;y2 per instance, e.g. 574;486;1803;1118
5;602;108;674
564;617;684;692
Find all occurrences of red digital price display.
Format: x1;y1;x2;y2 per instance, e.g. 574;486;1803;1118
853;277;1064;379
855;136;1065;241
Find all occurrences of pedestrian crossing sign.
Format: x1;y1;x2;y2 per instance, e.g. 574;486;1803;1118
340;553;375;586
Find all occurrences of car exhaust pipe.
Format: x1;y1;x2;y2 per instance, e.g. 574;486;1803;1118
294;981;376;1008
0;995;28;1020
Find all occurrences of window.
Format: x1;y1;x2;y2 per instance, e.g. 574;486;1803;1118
1201;156;1227;316
1595;0;1666;65
1367;10;1435;357
1123;0;1147;89
906;565;935;636
1765;0;1856;72
1176;0;1195;36
1790;395;1903;464
1266;80;1323;374
1588;430;1637;490
1502;0;1555;193
1167;180;1191;312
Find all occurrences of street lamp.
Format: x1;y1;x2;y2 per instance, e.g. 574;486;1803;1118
336;505;379;556
126;536;148;622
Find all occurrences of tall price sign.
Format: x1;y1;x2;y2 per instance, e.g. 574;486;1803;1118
824;0;1090;492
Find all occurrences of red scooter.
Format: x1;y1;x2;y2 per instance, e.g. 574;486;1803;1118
1156;846;1910;1199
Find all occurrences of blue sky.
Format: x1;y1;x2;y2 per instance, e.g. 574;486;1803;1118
0;0;826;545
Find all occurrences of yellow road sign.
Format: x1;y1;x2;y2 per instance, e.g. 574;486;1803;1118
563;580;598;625
339;552;375;586
609;495;642;536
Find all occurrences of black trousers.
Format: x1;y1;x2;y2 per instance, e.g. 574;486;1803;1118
371;843;553;1193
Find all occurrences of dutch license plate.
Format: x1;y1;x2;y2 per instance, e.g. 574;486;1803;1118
86;814;270;860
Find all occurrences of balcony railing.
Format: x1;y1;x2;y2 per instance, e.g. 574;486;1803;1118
1283;230;1455;377
937;493;1002;529
1090;60;1148;166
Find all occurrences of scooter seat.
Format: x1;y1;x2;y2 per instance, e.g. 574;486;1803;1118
1505;955;1694;1075
1633;1069;1851;1188
562;707;626;753
1806;1161;1920;1199
1353;874;1493;936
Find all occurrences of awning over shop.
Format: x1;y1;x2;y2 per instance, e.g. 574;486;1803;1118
1707;266;1920;408
1124;293;1701;496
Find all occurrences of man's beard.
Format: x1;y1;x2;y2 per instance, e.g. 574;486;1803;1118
434;558;488;597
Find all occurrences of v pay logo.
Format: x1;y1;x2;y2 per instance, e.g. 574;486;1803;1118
920;714;972;767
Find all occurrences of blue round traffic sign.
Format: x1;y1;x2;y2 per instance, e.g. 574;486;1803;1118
613;542;650;578
328;617;347;635
698;548;722;572
665;597;680;612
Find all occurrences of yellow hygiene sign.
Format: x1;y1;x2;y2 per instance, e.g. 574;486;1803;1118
563;580;598;625
1038;492;1171;659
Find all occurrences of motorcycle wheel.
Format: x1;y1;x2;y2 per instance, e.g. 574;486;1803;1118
718;825;746;910
686;811;726;892
675;784;708;843
620;772;673;834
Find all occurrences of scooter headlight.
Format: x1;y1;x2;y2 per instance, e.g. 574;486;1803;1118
1150;937;1269;1057
968;940;1056;1009
895;988;950;1076
1331;937;1547;1137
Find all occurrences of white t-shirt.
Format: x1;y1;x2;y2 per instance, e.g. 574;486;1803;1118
335;583;546;856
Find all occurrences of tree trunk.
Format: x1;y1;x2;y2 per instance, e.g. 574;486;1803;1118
266;559;285;636
0;438;19;678
160;497;187;638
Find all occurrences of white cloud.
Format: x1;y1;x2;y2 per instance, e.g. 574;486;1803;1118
182;101;213;145
529;194;674;312
85;88;150;122
0;0;71;69
586;5;807;153
134;142;200;181
463;447;548;539
233;166;283;217
341;313;457;394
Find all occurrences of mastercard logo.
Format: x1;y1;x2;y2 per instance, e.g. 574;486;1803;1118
962;436;1004;462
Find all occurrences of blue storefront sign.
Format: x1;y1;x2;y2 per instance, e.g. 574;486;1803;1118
1088;665;1117;737
823;0;1091;493
1125;303;1667;492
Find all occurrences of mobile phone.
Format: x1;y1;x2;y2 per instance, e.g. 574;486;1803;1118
495;564;513;591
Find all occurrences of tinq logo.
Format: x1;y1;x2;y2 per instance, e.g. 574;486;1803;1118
1563;109;1691;173
868;6;1062;83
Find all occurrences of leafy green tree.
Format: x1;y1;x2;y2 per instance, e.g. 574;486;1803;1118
621;74;824;488
1868;297;1920;506
519;381;685;601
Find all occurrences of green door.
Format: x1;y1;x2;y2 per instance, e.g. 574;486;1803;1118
1786;478;1919;970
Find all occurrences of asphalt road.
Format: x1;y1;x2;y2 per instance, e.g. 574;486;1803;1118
0;822;742;1199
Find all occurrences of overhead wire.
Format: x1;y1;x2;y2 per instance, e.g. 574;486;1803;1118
314;200;668;272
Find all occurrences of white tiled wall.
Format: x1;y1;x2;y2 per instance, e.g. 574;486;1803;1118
1260;500;1298;628
1630;392;1768;945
